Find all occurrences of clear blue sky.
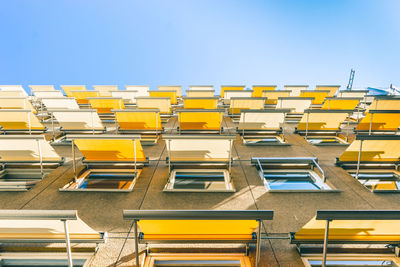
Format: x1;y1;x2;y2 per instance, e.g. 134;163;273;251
0;0;399;92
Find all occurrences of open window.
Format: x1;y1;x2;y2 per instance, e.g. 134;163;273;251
276;97;313;123
261;90;291;107
163;135;235;192
291;210;400;267
186;89;215;97
238;109;290;145
87;97;124;121
367;97;400;112
0;209;105;267
300;90;330;108
60;85;87;97
149;90;178;105
93;85;118;97
229;97;266;122
221;85;245;98
136;97;172;122
252;157;335;192
284;85;309;97
176;109;224;134
182;97;219;109
60;135;147;192
114;109;163;145
295;109;352;145
158;85;182;98
111;90;138;107
251;85;276;97
49;109;106;145
355;110;400;135
0;136;63;191
315;85;340;97
123;209;273;267
69;90;100;106
125;85;150;97
0;109;46;134
223;90;252;106
336;135;400;193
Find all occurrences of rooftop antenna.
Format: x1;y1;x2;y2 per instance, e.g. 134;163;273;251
346;69;355;90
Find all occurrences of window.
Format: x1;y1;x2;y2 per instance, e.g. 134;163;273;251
61;169;140;192
0;259;87;267
0;169;52;191
264;172;322;190
263;171;330;191
253;157;333;192
164;169;234;192
308;260;396;267
350;171;400;192
154;259;241;266
306;136;346;145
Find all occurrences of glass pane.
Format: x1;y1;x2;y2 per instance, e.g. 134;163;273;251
308;260;394;267
1;259;86;267
351;173;400;191
173;172;226;190
154;259;241;267
246;138;280;144
264;173;320;190
78;172;136;190
307;138;340;145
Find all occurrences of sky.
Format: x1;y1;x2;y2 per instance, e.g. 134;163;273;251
0;0;399;93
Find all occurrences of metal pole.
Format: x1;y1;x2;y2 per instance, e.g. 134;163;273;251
27;111;32;135
368;113;373;135
72;140;77;182
51;112;55;141
322;220;330;267
115;112;119;134
134;139;137;172
355;140;363;179
155;112;158;137
36;139;44;178
305;112;309;139
134;220;140;267
219;112;222;135
167;139;171;173
91;111;95;134
178;113;181;135
256;219;262;267
242;112;245;137
228;139;232;174
63;219;74;267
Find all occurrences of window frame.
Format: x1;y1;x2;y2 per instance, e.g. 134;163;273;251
163;169;235;192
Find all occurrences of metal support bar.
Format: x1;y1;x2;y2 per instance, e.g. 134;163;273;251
178;113;181;135
27;111;32;135
63;219;74;267
167;139;171;173
322;219;330;267
219;112;222;135
305;112;309;138
36;138;44;178
256;219;262;267
91;110;95;135
228;139;232;174
368;113;373;135
134;220;140;267
155;112;158;136
134;139;137;172
72;140;77;182
355;139;363;179
51;112;55;141
242;112;245;137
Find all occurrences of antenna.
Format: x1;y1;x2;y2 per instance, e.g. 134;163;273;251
346;69;355;90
